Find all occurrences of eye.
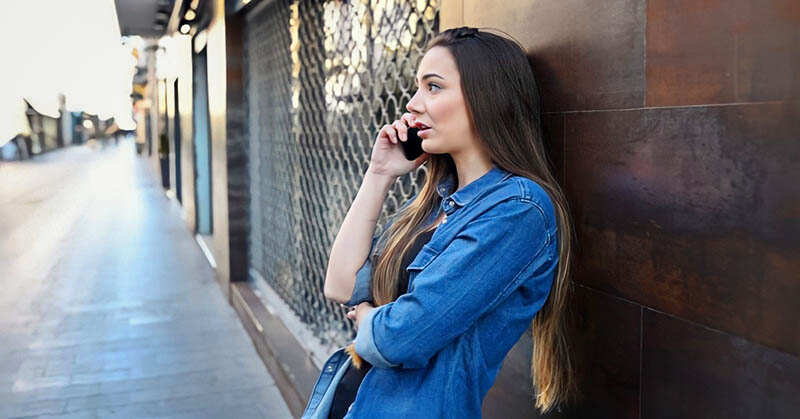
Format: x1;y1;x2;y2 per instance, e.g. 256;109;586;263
427;83;441;92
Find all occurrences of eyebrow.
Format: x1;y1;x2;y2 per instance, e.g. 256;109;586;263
414;73;445;84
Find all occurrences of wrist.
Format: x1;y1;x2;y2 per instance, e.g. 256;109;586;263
364;169;397;191
356;304;375;328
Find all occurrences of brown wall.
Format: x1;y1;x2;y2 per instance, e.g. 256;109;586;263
443;0;800;417
222;6;249;284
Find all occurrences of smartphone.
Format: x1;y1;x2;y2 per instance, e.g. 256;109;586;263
401;127;425;160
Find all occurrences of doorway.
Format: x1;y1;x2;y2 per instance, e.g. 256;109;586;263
192;46;213;235
173;79;183;203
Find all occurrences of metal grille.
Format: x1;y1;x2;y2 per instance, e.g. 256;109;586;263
245;0;439;346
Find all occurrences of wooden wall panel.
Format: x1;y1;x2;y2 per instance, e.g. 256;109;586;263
646;0;800;106
564;102;800;355
642;309;800;418
541;113;565;184
462;0;646;112
451;0;799;416
568;286;641;419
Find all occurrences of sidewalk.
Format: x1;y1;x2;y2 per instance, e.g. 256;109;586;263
0;140;292;418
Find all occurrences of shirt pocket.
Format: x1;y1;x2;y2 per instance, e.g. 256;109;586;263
405;244;440;291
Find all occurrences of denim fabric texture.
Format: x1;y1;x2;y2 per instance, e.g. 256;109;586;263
301;347;352;419
318;165;559;418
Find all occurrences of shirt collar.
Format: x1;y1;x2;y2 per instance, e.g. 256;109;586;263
435;164;513;207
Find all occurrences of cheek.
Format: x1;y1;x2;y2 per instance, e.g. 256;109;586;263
432;96;472;145
435;95;460;121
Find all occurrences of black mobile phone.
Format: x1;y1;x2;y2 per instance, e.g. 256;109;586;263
401;127;425;160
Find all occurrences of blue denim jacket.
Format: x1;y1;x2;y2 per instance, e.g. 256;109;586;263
327;165;558;418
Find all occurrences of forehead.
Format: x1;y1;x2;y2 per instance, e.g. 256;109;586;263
416;46;459;80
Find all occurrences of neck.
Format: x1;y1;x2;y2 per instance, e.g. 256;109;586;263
449;148;494;191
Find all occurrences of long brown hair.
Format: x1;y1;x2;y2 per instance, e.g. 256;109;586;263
370;26;577;412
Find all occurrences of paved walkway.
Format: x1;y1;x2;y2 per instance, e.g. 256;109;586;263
0;140;292;419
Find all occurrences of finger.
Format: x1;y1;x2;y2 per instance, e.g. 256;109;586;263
386;125;398;144
393;120;408;142
379;124;396;144
400;112;416;127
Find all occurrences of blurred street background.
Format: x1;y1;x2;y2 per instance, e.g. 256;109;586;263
0;139;291;418
0;0;798;419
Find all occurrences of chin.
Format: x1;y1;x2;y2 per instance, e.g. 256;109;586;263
421;140;446;155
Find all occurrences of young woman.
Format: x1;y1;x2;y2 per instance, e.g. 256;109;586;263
322;26;577;418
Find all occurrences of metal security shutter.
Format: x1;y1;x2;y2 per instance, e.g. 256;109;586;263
244;0;440;346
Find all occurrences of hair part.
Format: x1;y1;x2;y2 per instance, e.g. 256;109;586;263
370;26;578;412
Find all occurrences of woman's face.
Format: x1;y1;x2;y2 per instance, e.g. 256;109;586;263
406;46;478;156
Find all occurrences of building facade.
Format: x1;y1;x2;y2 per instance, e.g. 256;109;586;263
140;0;799;417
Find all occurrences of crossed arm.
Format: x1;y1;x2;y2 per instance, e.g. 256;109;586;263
351;198;553;369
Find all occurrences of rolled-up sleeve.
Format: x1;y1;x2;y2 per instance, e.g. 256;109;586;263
344;233;380;306
354;198;555;369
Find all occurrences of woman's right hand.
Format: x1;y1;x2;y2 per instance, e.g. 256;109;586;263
367;113;429;178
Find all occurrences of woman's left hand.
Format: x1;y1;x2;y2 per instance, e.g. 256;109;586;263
346;301;375;329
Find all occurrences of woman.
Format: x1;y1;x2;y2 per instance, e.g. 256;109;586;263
322;26;577;418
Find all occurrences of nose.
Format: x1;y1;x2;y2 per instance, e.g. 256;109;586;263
406;89;423;115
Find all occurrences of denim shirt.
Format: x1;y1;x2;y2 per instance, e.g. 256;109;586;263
340;164;558;418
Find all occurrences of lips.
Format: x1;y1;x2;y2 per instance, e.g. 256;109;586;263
413;121;432;130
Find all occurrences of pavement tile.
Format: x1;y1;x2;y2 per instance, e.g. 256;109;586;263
1;397;67;418
0;142;292;419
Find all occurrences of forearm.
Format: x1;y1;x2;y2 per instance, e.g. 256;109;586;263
352;200;554;369
324;170;396;303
